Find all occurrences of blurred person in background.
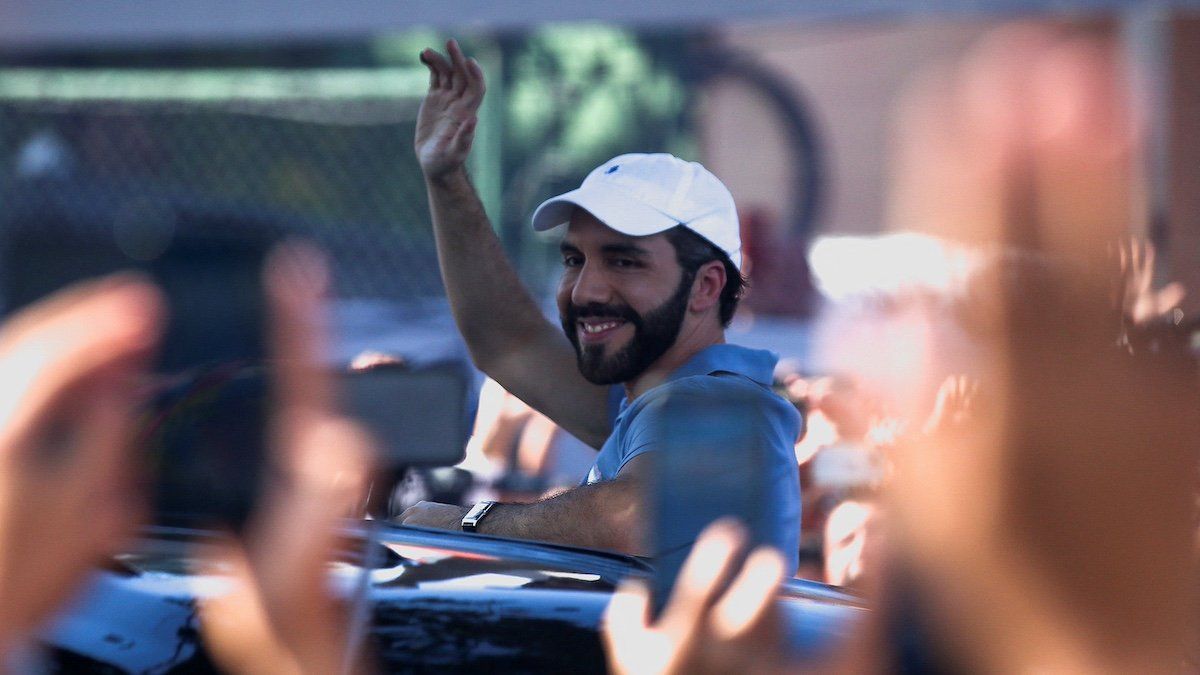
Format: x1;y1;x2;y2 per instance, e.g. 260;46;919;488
782;371;888;584
822;499;881;589
794;378;883;546
458;377;596;502
399;40;802;568
603;21;1199;674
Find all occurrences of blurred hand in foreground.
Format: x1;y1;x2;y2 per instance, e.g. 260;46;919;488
602;520;789;675
603;20;1197;675
882;23;1198;673
0;275;164;651
200;245;375;675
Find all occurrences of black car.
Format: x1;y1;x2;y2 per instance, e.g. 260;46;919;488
42;523;864;674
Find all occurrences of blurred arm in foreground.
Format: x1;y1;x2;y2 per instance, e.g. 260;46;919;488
603;21;1198;674
200;245;376;675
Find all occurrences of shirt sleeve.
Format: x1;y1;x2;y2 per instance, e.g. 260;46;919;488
616;377;786;475
616;375;803;572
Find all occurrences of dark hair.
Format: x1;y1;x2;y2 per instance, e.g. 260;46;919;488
663;226;746;327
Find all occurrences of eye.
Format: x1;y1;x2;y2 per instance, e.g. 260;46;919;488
562;254;583;268
610;257;639;269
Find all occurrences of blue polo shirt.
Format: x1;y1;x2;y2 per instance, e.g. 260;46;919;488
585;344;802;571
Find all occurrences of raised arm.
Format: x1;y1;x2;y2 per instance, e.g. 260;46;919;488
415;40;612;448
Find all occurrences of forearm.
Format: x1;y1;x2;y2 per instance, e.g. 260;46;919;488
425;168;554;367
475;479;645;555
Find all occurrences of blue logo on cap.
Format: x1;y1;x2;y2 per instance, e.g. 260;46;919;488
606;165;620;174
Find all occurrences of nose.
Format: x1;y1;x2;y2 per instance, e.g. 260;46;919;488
569;262;613;308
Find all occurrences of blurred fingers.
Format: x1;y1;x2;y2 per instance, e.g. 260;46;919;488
200;542;301;675
265;242;332;444
71;380;146;551
249;415;372;616
662;519;746;627
1156;281;1186;315
0;277;164;449
603;579;652;639
1028;37;1134;259
710;547;785;641
228;417;372;675
602;579;680;675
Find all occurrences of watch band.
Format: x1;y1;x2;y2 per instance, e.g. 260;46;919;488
461;500;497;532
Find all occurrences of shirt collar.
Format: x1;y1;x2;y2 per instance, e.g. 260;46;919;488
614;344;780;417
662;343;778;387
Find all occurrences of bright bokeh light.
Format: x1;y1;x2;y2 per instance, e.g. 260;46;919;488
794;410;836;465
808;233;978;303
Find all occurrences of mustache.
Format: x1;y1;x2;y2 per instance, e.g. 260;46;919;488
567;302;643;326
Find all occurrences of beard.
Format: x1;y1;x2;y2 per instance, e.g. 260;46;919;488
561;273;693;385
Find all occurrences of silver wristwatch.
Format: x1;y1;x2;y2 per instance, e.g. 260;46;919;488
461;500;497;532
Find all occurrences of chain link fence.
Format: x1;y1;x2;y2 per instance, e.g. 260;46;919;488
0;67;449;301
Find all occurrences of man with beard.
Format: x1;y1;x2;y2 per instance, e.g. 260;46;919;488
400;40;800;570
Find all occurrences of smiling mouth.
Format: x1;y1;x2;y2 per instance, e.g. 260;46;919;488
577;318;628;342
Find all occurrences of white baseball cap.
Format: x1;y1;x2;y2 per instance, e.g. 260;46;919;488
531;153;743;270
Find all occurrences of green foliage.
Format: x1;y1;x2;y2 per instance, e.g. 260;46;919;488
506;24;688;170
499;24;696;283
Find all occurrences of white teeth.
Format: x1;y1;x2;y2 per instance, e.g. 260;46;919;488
581;321;621;334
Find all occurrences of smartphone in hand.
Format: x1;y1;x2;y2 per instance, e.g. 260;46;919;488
2;200;275;529
645;384;775;617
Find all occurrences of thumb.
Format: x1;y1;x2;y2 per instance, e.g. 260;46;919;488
603;579;652;644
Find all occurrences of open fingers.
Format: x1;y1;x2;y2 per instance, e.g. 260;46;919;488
419;50;440;89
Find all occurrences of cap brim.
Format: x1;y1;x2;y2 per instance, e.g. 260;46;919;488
531;182;681;236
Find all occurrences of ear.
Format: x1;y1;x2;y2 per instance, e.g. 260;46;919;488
689;260;726;315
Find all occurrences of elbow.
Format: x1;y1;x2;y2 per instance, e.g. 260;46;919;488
461;333;501;372
460;330;532;381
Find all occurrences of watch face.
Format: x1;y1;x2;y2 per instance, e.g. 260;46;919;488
462;501;494;531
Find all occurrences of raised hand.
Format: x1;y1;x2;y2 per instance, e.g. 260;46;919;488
921;374;978;436
1114;237;1186;325
414;39;486;180
884;25;1196;673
